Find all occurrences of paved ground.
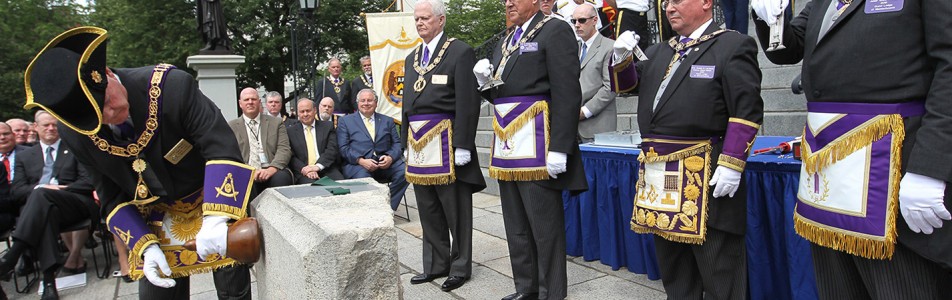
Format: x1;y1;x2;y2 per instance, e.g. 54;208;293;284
0;187;666;299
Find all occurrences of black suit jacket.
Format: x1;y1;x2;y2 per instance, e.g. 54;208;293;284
11;142;94;205
286;120;341;178
483;12;587;193
754;0;952;267
316;77;354;114
402;35;486;191
351;74;373;97
60;66;243;217
635;23;763;234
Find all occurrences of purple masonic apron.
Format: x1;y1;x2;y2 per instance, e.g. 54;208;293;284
631;135;713;244
405;113;455;185
489;95;551;181
795;101;924;259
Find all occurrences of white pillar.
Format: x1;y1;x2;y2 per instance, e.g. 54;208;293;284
187;54;246;120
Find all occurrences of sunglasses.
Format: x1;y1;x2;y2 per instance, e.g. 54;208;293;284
570;16;595;25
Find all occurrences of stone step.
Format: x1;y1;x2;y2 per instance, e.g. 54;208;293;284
761;64;800;90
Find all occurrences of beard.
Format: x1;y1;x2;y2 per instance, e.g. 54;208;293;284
319;112;331;120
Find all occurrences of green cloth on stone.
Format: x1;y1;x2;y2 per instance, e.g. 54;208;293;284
324;187;351;195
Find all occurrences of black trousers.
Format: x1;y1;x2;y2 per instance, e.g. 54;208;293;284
139;263;252;300
415;182;474;278
616;8;652;50
810;242;951;300
499;181;566;300
653;228;747;300
12;188;95;272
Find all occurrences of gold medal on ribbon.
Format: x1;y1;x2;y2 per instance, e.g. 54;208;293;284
413;77;427;92
334;87;341;94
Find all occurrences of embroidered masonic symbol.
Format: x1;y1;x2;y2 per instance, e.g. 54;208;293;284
215;173;239;201
114;227;133;245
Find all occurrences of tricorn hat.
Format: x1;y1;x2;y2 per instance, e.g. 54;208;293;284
24;26;109;135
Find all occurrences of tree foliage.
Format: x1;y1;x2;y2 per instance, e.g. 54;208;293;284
445;0;506;58
90;0;200;75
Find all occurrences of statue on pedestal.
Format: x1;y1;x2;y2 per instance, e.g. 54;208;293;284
197;0;231;54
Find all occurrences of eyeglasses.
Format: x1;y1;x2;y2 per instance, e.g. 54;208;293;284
661;0;686;8
570;16;595;24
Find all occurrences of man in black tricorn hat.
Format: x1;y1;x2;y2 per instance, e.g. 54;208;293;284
21;26;256;299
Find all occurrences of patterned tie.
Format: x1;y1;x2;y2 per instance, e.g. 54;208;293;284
304;124;317;165
422;47;431;67
248;119;261;168
364;117;376;141
678;37;693;56
579;42;588;64
510;27;524;47
1;153;9;182
39;146;54;184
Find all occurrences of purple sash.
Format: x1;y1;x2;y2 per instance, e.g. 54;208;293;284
631;135;714;244
405;113;455;185
795;101;923;259
489;95;550;181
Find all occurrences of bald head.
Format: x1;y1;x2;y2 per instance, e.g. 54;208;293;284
5;118;29;145
297;98;317;126
238;88;262;118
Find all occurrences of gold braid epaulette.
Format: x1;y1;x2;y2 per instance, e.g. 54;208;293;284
87;63;171;157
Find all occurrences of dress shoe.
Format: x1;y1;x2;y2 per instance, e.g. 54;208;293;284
440;276;467;292
409;272;448;284
501;292;539;300
41;281;59;300
61;263;87;275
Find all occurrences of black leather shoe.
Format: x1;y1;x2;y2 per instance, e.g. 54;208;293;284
41;281;59;300
61;263;86;275
440;276;467;292
502;292;539;300
409;272;448;284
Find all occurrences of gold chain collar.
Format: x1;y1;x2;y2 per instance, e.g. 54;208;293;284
88;64;171;157
413;38;455;76
662;29;729;79
492;16;552;81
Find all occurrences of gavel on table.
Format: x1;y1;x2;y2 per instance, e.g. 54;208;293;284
183;217;262;264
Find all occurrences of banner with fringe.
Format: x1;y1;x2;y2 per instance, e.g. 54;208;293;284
365;12;422;124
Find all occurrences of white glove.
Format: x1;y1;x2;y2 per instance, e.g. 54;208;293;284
899;172;951;234
546;151;568;178
143;244;176;288
455;148;471;166
613;31;640;62
196;215;229;260
709;166;742;198
473;59;493;87
751;0;789;25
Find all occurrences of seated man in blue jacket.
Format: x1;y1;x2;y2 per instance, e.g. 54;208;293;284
337;89;408;210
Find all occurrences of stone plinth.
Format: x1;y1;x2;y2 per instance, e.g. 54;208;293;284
186;54;245;119
253;178;400;299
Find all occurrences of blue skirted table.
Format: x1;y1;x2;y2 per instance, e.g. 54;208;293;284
563;136;818;300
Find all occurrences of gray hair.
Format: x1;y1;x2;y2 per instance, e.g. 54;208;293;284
264;91;283;101
357;88;378;101
416;0;446;17
359;56;371;64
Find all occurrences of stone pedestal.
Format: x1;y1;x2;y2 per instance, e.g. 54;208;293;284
186;54;245;119
253;178;400;299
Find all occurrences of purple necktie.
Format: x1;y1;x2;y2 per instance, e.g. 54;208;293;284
422;47;430;66
836;0;846;10
510;27;524;47
678;37;693;56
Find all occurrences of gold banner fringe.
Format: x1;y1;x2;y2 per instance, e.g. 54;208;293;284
794;214;895;260
638;143;712;163
408;119;453;152
802;114;904;174
129;256;239;281
489;167;550;181
492;101;549;141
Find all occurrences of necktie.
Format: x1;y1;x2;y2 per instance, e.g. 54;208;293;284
364;117;376;141
579;42;588;64
39;146;54;184
422;47;431;67
117;120;134;142
304;124;317;165
367;75;373;84
836;0;847;10
1;153;9;182
510;27;524;47
248;119;261;168
678;37;693;56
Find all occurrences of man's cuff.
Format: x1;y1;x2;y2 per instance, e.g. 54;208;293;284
582;107;593;119
202;160;256;220
106;202;159;259
316;163;325;171
717;118;761;172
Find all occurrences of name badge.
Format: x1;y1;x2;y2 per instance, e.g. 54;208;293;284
431;74;448;85
865;0;903;14
689;65;716;79
520;42;538;54
258;152;269;167
164;139;193;165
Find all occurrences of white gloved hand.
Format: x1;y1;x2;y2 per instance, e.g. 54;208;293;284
546;151;568;178
709;166;742;198
473;59;493;87
613;31;640;61
455;148;471;166
750;0;789;25
899;172;951;234
196;215;229;260
143;244;176;288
